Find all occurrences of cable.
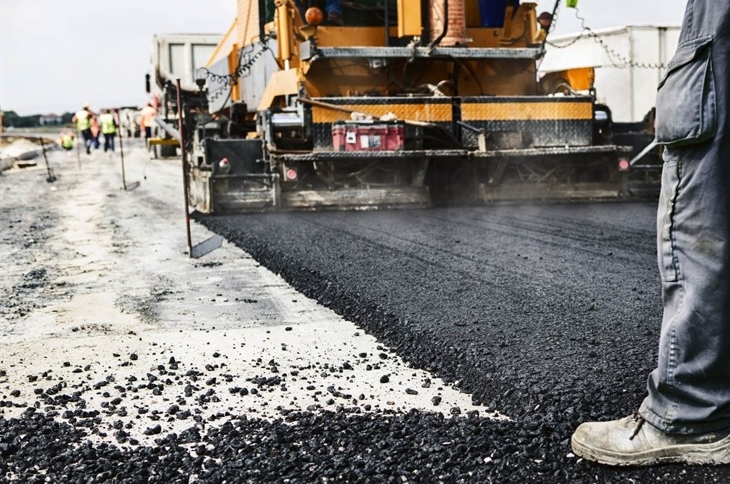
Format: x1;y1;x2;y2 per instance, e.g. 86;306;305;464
547;5;667;69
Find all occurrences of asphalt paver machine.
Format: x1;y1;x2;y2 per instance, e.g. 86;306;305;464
180;0;632;213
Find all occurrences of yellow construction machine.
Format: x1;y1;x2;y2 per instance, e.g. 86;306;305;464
181;0;632;212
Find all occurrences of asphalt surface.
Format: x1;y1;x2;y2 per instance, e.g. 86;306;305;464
198;203;730;482
1;142;496;483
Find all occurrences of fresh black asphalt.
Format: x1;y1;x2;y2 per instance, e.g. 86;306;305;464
196;202;730;482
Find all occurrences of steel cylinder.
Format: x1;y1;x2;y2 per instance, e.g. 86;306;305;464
429;0;468;47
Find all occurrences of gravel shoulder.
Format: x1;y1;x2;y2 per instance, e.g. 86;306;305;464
1;143;497;483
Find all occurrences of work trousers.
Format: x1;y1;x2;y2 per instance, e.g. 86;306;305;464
639;0;730;434
104;133;115;153
80;129;93;151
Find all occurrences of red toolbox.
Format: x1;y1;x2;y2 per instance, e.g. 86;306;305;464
332;120;405;152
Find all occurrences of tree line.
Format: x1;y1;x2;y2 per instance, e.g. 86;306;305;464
1;111;75;128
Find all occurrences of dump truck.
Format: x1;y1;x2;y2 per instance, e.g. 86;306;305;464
177;0;633;213
146;33;222;156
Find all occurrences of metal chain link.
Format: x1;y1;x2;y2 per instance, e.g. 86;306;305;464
547;5;667;70
545;3;589;50
201;42;271;105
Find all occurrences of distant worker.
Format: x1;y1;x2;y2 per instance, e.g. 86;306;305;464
59;130;75;151
139;102;157;141
99;109;118;153
72;103;94;154
90;115;101;150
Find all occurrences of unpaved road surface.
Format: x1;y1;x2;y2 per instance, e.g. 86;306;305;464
1;142;728;482
2;143;492;483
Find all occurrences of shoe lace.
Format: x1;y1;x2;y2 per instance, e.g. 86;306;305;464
629;411;645;441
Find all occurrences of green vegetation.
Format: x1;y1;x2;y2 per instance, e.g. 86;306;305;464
1;111;74;128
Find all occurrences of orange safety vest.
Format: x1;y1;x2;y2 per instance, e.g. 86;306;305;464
140;106;156;129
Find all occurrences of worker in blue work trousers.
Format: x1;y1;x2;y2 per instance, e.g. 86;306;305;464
72;103;95;154
99;109;118;153
571;0;730;465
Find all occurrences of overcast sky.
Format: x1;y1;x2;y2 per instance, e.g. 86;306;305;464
1;0;687;116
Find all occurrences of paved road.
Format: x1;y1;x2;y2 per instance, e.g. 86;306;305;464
201;200;730;482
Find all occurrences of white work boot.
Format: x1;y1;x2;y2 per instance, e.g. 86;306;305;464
571;413;730;466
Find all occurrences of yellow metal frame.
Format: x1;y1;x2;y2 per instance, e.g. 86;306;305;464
147;138;179;147
461;101;593;121
312;102;453;124
210;1;551;110
397;0;421;37
257;69;302;111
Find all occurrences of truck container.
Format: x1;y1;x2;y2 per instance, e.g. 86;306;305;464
540;25;681;122
147;33;222;156
151;33;222;94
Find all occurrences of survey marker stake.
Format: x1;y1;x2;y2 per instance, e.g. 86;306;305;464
176;78;221;259
75;128;81;170
190;234;223;259
118;127;139;191
39;137;56;183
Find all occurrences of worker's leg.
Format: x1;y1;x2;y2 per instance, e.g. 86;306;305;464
104;134;115;153
570;0;730;465
639;2;730;435
639;136;730;434
569;128;730;466
82;130;92;154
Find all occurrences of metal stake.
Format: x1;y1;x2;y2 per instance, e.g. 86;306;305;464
176;78;222;258
39;137;56;182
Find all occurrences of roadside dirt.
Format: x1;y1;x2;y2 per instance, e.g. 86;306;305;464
0;143;487;453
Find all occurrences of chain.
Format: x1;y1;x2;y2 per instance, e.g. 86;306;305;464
201;41;271;106
545;31;586;49
546;5;667;69
545;3;586;49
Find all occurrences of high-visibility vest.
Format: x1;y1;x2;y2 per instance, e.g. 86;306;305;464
75;109;91;131
140;106;156;128
61;134;74;149
100;113;116;134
